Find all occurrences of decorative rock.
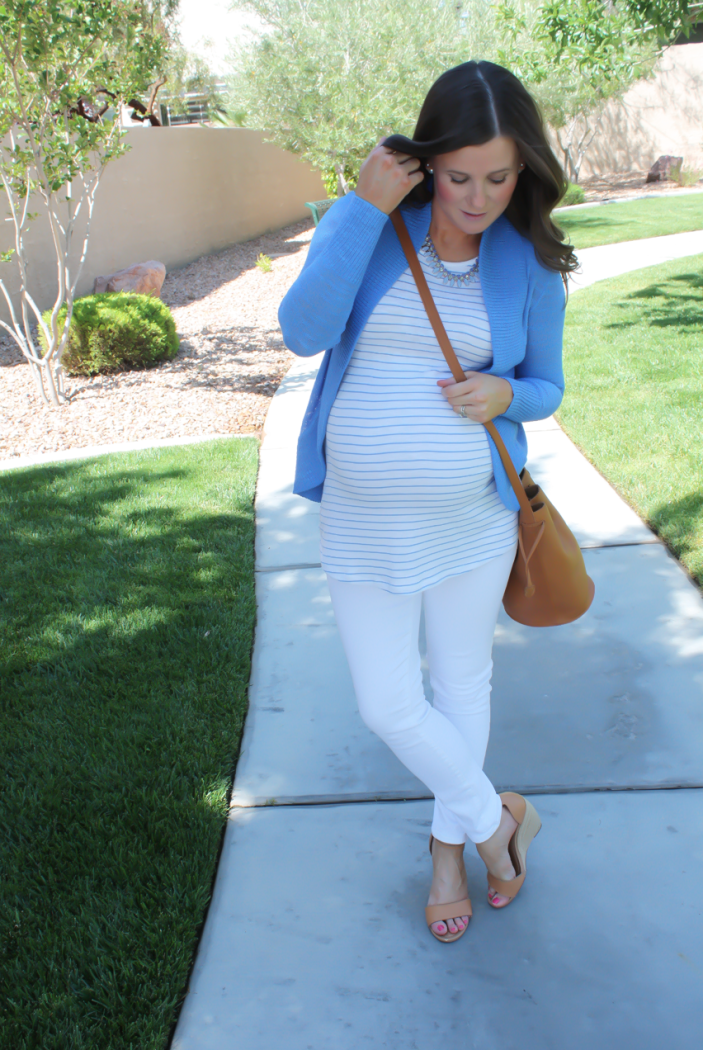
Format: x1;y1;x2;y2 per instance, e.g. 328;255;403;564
645;155;683;184
93;260;166;297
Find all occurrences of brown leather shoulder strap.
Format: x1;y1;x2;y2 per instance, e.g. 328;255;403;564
390;210;465;384
390;208;533;518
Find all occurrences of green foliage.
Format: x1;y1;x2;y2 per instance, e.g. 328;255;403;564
0;1;170;195
623;0;696;41
0;1;179;405
677;168;703;187
255;252;272;272
226;0;501;192
322;163;355;198
497;0;659;181
0;437;258;1048
558;256;703;585
40;293;179;375
226;0;665;192
561;182;586;205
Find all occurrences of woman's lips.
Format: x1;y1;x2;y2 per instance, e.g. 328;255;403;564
462;210;487;219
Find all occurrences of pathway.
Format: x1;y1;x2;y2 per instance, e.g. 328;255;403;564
173;235;703;1049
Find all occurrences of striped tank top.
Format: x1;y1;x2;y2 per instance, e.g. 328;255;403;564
320;249;518;594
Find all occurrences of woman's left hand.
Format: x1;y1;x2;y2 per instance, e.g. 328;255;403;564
437;372;514;423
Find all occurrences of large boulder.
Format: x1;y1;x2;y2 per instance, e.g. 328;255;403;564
645;156;683;184
93;260;166;297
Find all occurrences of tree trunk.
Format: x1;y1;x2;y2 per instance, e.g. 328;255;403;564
335;163;351;196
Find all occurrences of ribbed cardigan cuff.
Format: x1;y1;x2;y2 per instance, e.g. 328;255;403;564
504;377;546;423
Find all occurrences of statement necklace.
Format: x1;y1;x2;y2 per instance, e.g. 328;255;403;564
420;235;479;287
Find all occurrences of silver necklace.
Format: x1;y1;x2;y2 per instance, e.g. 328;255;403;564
420;235;479;287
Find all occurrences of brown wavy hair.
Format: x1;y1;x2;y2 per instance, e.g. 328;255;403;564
384;61;577;277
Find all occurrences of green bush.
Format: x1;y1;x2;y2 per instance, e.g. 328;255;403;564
42;293;179;376
561;182;587;206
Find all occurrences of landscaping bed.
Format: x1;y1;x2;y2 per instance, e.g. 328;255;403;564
558;254;703;587
0;219;313;463
577;169;702;203
0;438;258;1049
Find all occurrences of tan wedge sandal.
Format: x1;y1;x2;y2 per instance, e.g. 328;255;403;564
487;792;542;909
426;835;472;943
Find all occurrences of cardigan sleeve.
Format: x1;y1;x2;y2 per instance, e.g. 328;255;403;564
503;267;566;423
278;193;388;357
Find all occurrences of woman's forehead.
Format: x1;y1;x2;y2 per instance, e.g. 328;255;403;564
433;138;518;171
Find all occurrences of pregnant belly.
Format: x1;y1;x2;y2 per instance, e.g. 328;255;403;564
325;396;495;506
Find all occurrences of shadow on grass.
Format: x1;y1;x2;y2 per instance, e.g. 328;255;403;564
0;446;257;1050
604;270;703;331
648;489;703;589
559;212;635;237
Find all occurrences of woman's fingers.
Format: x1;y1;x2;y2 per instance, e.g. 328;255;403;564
437;374;481;400
355;142;425;213
436;372;514;421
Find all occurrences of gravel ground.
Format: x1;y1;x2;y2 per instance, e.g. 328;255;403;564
0;218;314;463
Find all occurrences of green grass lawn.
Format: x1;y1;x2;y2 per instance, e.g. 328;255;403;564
557;255;703;586
556;192;703;249
0;437;258;1050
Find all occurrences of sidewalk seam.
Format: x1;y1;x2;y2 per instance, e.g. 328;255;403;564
256;562;322;572
230;780;703;809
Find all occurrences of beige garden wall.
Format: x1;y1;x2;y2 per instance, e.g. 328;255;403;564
581;42;703;176
0;127;325;324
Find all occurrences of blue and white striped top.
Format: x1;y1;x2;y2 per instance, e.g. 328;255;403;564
320;250;518;594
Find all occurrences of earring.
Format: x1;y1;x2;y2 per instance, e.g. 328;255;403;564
519;163;525;171
427;166;433;173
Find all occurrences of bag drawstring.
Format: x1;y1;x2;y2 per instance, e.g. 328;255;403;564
518;521;546;598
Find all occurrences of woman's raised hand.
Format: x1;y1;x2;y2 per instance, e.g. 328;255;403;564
354;140;425;214
437;372;514;424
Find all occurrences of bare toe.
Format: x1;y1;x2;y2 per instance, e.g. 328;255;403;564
431;914;469;938
427;838;471;939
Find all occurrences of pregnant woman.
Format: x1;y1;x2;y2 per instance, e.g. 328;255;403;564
279;60;576;942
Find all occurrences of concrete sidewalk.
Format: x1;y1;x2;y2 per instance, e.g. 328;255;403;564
173;239;703;1049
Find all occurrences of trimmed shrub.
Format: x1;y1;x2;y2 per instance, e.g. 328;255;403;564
41;292;179;375
561;182;586;206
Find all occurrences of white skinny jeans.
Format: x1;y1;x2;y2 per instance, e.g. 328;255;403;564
327;546;515;845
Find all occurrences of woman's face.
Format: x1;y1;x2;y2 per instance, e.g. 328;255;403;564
430;137;521;236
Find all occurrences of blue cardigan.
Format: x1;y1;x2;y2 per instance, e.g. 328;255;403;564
278;192;566;512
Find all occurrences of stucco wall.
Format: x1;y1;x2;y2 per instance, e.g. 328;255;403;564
0;127;325;323
581;42;703;176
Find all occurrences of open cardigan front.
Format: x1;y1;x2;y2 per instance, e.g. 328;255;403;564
278;192;566;512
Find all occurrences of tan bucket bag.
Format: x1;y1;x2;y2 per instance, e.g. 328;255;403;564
391;209;595;627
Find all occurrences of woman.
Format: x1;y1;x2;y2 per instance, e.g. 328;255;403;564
279;61;576;943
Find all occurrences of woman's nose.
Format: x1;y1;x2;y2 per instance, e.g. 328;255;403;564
466;186;487;209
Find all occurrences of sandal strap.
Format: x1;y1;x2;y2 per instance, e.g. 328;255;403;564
487;872;525;897
425;898;472;925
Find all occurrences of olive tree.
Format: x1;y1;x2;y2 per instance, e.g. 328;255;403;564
0;1;175;407
498;0;660;183
226;0;501;196
623;0;697;40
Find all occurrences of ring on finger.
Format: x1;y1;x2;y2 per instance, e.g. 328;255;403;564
459;405;467;418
